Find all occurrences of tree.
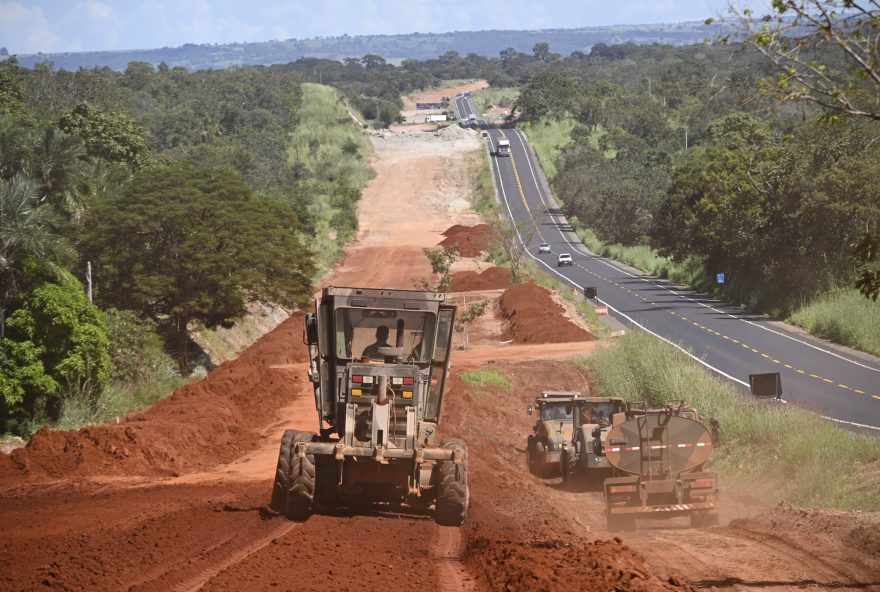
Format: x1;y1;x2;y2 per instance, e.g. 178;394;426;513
418;244;460;293
0;174;73;337
515;72;582;121
58;102;148;167
4;262;112;423
735;1;880;121
81;161;315;370
32;126;90;216
853;232;880;300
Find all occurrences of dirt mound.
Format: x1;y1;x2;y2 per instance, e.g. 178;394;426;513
467;533;692;591
440;223;498;257
0;316;307;484
450;266;512;292
499;282;595;344
732;504;880;559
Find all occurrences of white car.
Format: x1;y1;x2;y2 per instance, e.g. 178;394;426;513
538;242;551;254
557;253;573;267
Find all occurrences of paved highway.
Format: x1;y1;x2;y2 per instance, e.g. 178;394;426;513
453;94;880;431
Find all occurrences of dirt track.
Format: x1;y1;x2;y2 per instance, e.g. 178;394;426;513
2;86;878;591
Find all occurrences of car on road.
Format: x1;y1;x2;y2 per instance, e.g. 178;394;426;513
538;242;551;254
557;253;573;267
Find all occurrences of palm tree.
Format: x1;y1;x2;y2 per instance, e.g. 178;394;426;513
0;174;73;336
32;127;90;217
0;114;33;180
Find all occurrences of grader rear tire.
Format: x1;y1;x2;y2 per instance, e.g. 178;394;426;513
271;430;316;521
435;437;469;526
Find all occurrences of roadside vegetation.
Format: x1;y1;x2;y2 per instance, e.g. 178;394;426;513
288;83;374;272
461;369;511;392
0;59;368;437
788;290;880;357
520;115;575;179
471;87;519;119
580;331;880;510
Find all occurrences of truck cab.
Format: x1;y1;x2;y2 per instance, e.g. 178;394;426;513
496;139;511;157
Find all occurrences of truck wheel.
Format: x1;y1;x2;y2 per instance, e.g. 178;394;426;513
560;449;571;488
436;437;469;526
526;435;537;474
607;514;636;532
270;429;296;512
535;442;547;477
273;430;316;521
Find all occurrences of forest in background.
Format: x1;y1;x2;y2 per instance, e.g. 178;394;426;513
10;21;725;72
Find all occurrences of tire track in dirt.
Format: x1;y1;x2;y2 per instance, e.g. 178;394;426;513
432;525;475;592
169;522;297;592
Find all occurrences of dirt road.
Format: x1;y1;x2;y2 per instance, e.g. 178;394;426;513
2;85;877;592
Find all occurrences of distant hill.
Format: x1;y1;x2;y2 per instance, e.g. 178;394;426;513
14;21;728;71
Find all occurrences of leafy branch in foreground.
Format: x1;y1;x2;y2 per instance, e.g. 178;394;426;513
731;0;880;121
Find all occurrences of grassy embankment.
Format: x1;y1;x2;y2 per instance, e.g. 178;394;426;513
788;290;880;357
523;116;880;355
289;83;375;274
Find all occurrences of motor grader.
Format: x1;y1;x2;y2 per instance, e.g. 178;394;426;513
270;287;468;525
601;401;719;531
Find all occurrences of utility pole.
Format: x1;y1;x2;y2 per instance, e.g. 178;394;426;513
647;76;652;98
684;128;688;153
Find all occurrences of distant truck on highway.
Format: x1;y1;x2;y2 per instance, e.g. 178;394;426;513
467;113;477;127
425;114;448;123
495;139;510;157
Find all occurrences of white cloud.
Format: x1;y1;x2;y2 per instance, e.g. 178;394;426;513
0;2;62;53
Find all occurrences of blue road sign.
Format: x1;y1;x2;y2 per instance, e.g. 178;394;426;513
716;273;725;284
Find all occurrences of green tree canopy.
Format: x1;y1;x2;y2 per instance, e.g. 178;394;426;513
81;160;315;369
2;262;112;430
58;102;148;166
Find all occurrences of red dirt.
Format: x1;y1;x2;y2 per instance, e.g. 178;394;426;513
499;281;596;344
450;266;512;292
440;223;499;257
0;317;308;484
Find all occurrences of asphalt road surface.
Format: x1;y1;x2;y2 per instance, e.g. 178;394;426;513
453;94;880;431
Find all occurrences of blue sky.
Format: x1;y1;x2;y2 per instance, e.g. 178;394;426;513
1;1;769;54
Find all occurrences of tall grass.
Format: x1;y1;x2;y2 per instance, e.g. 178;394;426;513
55;375;188;432
461;369;511;391
578;331;880;509
788;289;880;356
288;83;375;272
571;224;708;289
521;116;576;179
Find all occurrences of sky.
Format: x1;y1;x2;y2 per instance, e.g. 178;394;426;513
0;0;769;55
